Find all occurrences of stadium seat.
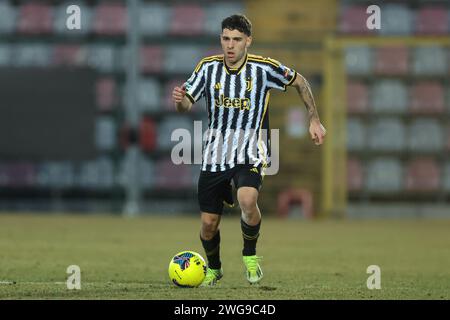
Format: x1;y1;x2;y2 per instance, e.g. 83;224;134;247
409;82;445;114
37;162;75;189
96;78;117;112
345;46;373;75
13;44;51;67
87;45;116;72
368;118;405;151
52;45;87;67
412;46;448;76
204;3;245;35
347;118;366;151
95;117;117;151
375;46;409;75
447;126;450;151
154;158;192;190
2;163;36;188
117;149;155;189
339;5;373;35
443;162;450;192
140;46;164;73
0;44;12;66
277;188;314;219
408;119;443;152
139;117;157;152
170;4;205;36
416;6;449;35
93;3;127;35
139;3;169;36
77;160;99;189
17;3;53;35
164;45;204;74
346;81;368;114
136;79;161;112
157;116;194;151
0;2;16;34
347;157;364;191
78;157;114;189
0;163;7;187
366;158;403;192
371;80;408;114
53;2;92;35
405;158;440;192
379;4;414;35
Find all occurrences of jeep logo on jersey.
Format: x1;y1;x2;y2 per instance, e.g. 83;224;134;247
214;94;250;111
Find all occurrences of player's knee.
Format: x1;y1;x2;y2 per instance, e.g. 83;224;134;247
201;217;220;239
238;196;258;214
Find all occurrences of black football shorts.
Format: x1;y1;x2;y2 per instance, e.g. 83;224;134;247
197;164;264;215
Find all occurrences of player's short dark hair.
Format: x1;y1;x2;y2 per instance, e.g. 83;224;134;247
221;14;252;36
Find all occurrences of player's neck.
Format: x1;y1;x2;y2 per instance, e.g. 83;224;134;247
224;52;248;69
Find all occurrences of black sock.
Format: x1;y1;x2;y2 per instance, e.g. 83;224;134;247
200;230;221;269
241;219;261;256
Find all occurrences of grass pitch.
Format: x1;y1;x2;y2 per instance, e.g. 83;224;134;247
0;213;449;300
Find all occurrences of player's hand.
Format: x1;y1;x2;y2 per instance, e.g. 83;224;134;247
309;119;326;145
172;84;187;104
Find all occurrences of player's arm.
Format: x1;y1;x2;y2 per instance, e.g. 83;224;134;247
173;84;193;113
292;73;326;145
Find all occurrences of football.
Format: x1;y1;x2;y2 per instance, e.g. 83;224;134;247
168;251;207;287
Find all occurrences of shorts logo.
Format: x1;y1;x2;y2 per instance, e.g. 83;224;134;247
250;167;259;174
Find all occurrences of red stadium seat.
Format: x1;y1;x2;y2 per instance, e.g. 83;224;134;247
347;157;364;191
93;3;127;35
170;4;205;36
155;158;192;190
347;81;368;113
277;188;314;219
17;3;53;35
339;5;373;35
409;82;445;114
5;163;36;187
140;46;163;73
375;46;409;75
139;117;157;152
416;6;449;35
96;78;116;112
52;45;86;66
405;158;440;192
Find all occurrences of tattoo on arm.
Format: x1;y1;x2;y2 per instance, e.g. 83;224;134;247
295;74;319;121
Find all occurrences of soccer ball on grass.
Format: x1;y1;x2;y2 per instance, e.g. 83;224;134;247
168;251;207;287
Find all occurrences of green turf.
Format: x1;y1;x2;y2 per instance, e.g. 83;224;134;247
0;213;449;299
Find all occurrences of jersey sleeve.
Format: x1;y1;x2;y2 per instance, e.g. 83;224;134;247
264;58;297;91
184;61;207;104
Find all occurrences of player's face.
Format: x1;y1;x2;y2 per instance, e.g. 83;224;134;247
221;28;252;65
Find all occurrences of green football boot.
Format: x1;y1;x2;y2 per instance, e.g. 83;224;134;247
200;267;223;287
242;255;263;284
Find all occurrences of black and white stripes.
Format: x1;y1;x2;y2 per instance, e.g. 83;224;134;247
185;54;297;172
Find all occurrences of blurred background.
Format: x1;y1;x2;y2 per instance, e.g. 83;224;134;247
0;0;449;219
